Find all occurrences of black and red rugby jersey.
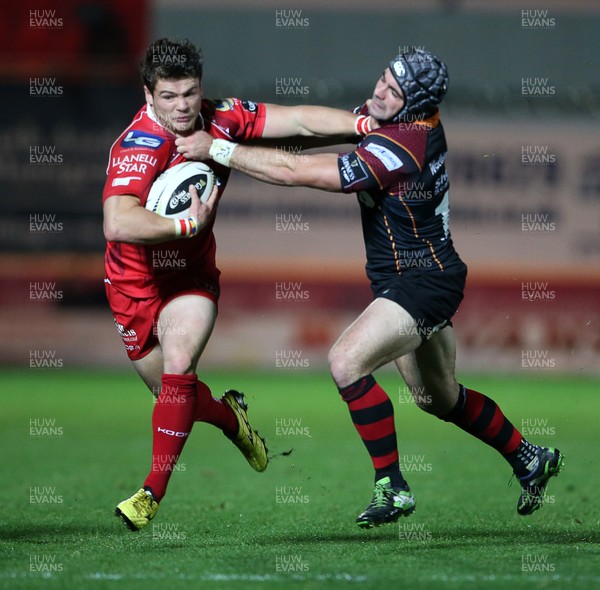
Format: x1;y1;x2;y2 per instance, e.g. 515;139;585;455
337;105;464;284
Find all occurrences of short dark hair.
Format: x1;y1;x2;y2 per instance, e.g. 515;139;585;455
141;38;203;92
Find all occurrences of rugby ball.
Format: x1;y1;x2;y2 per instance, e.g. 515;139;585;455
145;161;215;218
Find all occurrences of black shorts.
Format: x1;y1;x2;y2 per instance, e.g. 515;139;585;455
371;261;468;341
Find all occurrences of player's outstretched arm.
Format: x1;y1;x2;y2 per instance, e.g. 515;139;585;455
103;184;218;244
230;142;341;192
175;105;373;161
260;104;372;138
178;130;342;191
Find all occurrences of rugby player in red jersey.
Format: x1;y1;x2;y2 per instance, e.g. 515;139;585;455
103;37;375;531
176;49;563;527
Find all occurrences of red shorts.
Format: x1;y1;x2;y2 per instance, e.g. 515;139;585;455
105;278;219;361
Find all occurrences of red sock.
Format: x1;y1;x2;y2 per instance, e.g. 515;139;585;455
194;380;237;435
143;373;197;502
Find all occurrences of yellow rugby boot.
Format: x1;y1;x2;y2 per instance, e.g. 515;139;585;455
222;390;268;472
115;488;159;531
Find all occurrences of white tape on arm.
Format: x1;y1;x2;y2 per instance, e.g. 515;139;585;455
209;139;237;167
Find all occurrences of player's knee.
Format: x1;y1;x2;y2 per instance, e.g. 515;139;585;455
327;346;344;386
162;351;195;376
328;344;359;388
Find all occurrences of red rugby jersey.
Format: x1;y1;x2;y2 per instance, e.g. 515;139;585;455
103;98;266;298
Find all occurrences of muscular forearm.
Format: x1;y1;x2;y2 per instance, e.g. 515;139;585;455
229;145;293;186
221;142;342;191
104;206;178;244
285;106;362;137
261;104;371;139
103;194;201;244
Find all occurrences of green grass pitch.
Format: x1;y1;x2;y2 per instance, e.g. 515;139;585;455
1;369;598;590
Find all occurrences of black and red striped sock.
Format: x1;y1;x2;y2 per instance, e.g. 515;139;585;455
441;384;537;476
338;375;407;489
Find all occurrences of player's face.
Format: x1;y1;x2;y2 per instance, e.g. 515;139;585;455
145;77;203;135
369;68;405;121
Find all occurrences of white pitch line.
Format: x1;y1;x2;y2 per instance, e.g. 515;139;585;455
428;573;600;583
85;572;369;582
6;571;599;584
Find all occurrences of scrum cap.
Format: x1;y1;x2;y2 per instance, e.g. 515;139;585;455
388;49;448;120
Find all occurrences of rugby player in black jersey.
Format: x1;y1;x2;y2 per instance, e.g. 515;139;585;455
176;49;563;528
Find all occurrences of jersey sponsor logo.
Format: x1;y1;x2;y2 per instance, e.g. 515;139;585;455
111;152;158;175
120;130;165;149
428;151;447;175
365;143;404;171
242;100;257;112
112;176;142;187
215;98;235;112
339;153;369;187
434;172;448;195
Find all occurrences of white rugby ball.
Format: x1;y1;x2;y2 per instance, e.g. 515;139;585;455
145;161;215;218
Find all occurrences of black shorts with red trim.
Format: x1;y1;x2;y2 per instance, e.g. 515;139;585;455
370;260;468;341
